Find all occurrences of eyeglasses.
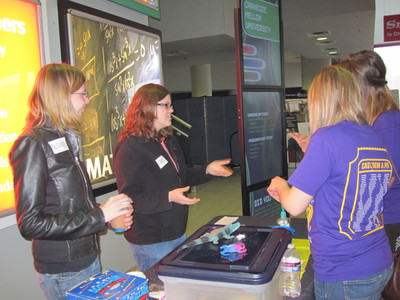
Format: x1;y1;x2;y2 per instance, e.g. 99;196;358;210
72;92;89;98
157;103;173;109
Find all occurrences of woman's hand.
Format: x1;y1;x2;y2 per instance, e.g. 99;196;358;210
267;176;313;216
267;176;289;202
289;132;310;153
169;186;200;205
100;193;133;224
206;158;234;177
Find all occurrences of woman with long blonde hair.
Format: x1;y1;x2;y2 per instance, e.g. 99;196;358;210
268;66;393;300
9;63;133;300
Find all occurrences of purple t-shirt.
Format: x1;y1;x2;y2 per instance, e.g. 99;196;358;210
373;110;400;224
288;121;393;282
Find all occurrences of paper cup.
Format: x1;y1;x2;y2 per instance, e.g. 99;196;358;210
111;209;127;232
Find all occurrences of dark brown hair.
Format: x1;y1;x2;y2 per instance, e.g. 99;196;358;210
118;83;173;141
338;50;398;124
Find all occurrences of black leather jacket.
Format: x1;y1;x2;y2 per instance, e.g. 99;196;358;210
9;124;105;274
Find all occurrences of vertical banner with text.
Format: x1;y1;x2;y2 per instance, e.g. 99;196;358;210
0;0;41;215
235;0;285;216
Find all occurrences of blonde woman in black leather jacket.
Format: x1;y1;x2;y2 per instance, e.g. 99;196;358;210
9;63;133;300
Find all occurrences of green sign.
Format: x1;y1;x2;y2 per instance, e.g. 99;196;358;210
242;0;280;42
109;0;160;19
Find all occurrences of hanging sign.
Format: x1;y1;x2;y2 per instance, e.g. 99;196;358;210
384;14;400;42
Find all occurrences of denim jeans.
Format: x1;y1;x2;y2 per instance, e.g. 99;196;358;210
314;264;393;300
130;234;186;272
36;257;101;300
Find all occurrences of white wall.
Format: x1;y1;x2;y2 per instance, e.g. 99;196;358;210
301;57;331;90
152;0;235;42
284;62;302;88
0;1;147;298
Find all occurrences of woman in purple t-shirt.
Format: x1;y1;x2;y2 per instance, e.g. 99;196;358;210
338;50;400;254
268;66;393;300
291;51;400;254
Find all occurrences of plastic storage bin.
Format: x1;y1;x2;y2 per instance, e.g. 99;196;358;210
155;223;292;300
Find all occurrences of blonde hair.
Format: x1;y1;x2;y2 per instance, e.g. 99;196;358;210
338;50;398;125
308;66;367;135
26;63;85;134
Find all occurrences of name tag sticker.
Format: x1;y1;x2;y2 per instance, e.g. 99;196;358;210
156;155;168;169
48;137;69;154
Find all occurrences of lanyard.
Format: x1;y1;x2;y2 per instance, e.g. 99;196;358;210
160;138;179;173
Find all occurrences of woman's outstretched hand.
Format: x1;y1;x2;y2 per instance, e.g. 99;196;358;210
169;186;200;205
289;132;310;153
206;158;234;177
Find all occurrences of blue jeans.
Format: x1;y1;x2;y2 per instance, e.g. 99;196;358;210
130;234;186;272
314;264;393;300
36;257;101;300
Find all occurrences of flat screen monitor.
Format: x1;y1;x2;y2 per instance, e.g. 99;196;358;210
242;91;284;186
241;0;281;87
249;186;282;217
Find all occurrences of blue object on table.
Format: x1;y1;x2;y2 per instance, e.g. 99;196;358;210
271;225;295;237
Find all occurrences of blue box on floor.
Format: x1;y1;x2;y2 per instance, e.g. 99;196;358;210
66;269;148;300
155;223;292;300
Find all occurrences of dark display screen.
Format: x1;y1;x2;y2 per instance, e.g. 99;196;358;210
155;223;291;285
243;91;284;186
249;187;282;217
180;230;271;267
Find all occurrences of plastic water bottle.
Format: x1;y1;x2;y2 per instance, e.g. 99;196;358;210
279;243;301;297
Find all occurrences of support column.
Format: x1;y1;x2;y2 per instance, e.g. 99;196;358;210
190;64;212;97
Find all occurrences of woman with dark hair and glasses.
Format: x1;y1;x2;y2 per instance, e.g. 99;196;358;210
113;83;233;272
9;63;133;300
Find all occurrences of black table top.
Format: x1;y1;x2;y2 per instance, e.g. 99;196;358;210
145;215;314;300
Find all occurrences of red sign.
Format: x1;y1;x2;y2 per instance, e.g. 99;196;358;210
384;14;400;42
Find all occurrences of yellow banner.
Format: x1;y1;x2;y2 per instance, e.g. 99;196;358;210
0;0;41;214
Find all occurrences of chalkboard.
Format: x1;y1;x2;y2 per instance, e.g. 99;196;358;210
66;10;162;189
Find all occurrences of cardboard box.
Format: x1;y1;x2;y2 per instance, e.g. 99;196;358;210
66;269;148;300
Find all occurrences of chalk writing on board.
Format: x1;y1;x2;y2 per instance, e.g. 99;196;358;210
70;13;162;186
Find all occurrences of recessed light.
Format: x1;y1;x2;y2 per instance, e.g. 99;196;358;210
164;49;189;56
307;31;331;38
324;48;338;52
316;40;335;46
327;51;340;56
317;37;328;41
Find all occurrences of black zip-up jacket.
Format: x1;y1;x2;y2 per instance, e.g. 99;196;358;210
113;135;212;245
9;124;105;274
